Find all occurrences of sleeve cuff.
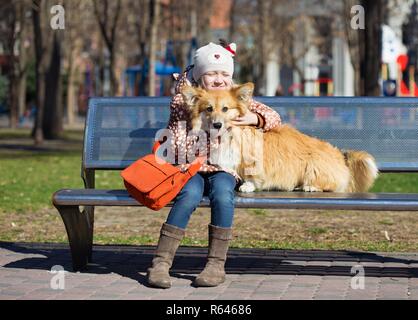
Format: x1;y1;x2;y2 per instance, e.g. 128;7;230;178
256;113;265;129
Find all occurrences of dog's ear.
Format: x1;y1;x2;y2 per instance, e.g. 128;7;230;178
181;85;203;106
233;82;254;103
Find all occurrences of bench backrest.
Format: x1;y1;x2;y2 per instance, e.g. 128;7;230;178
82;96;418;186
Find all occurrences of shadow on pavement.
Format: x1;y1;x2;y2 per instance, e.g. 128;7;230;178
1;241;418;287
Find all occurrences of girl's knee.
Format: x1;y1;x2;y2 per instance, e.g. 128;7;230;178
177;174;204;203
208;175;235;205
177;185;204;207
209;188;235;206
216;172;237;186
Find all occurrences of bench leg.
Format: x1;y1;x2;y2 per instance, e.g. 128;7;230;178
81;205;95;263
55;205;93;272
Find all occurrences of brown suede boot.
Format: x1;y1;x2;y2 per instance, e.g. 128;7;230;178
194;224;232;287
147;222;185;289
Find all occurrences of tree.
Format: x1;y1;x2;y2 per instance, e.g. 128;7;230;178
195;0;213;46
132;0;150;72
166;0;194;70
92;0;122;96
255;0;269;94
344;0;386;96
230;0;313;95
0;0;30;128
63;0;88;126
32;0;50;144
147;0;161;97
32;0;64;143
42;31;63;139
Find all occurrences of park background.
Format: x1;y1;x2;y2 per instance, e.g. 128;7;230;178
0;0;418;252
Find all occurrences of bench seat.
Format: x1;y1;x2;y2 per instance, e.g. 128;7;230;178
53;189;418;211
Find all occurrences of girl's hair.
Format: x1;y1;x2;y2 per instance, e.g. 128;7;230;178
196;77;236;90
218;38;229;48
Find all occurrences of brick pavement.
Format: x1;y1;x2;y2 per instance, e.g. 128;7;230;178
1;241;417;300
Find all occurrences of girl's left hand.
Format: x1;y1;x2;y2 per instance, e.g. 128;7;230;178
230;110;258;126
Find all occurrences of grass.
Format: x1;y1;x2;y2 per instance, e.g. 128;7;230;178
0;128;124;213
371;172;418;193
248;208;268;216
307;227;328;236
1;127;418;252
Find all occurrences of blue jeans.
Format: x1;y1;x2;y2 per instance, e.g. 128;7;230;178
166;171;237;229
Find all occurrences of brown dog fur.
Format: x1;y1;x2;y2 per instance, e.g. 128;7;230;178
181;83;378;193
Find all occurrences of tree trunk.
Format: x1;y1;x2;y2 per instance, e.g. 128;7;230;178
228;0;237;41
43;33;63;139
17;72;27;120
5;1;20;129
97;37;105;96
148;0;160;97
92;0;122;96
109;46;117;96
66;49;76;126
197;0;213;46
9;78;18;128
363;0;384;96
65;1;83;126
16;0;28;124
344;0;384;96
135;0;149;95
32;0;49;145
138;2;148;68
255;0;268;95
66;47;80;126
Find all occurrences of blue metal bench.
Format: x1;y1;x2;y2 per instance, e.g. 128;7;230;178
52;96;418;271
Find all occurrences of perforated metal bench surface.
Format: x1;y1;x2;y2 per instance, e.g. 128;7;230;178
52;96;418;271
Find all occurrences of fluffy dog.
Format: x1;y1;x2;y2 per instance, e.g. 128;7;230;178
181;83;378;193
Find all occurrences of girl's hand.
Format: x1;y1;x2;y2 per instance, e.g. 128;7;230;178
230;110;258;126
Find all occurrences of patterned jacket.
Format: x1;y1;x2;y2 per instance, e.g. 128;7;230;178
161;67;282;182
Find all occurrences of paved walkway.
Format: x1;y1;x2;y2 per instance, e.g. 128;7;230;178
1;242;418;300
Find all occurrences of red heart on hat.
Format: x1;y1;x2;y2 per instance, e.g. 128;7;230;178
214;54;220;59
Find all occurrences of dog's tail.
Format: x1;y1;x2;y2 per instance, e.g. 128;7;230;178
344;150;379;192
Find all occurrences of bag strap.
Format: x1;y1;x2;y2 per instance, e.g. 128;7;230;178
152;141;161;154
152;140;206;176
187;156;206;176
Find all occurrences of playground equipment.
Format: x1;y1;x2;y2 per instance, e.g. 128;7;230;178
123;62;181;96
123;39;197;96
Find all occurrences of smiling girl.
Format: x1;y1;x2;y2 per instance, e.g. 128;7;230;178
146;41;282;289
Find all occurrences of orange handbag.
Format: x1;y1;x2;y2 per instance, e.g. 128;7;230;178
120;141;205;211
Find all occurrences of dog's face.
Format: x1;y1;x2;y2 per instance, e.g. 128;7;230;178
181;83;255;133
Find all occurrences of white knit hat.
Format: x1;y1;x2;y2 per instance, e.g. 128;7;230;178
192;42;237;82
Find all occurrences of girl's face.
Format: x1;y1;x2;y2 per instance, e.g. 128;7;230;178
199;71;233;90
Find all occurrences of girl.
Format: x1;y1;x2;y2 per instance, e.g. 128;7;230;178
147;41;282;288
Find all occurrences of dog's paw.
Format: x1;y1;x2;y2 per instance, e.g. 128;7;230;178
302;185;322;192
239;181;256;193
